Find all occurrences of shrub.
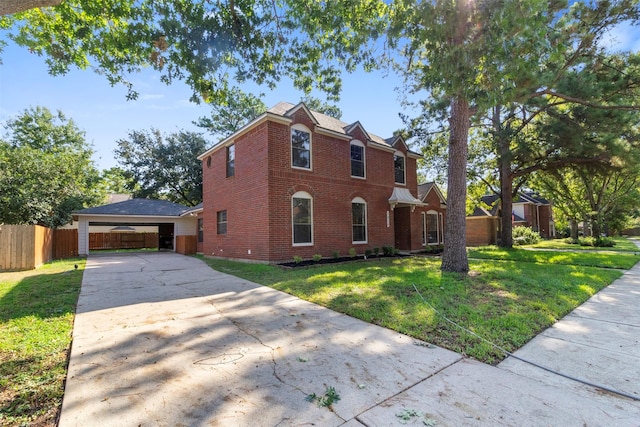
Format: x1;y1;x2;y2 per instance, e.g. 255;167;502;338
382;246;392;256
348;248;357;257
373;247;380;256
332;251;340;259
512;226;541;246
364;249;372;257
293;255;303;264
579;236;616;247
312;254;322;262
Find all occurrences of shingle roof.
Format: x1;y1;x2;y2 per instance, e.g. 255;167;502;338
268;102;420;154
74;199;194;217
418;182;435;200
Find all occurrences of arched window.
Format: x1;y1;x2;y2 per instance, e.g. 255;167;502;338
352;197;367;244
394;151;406;184
291;124;312;170
292;191;313;245
350;140;366;178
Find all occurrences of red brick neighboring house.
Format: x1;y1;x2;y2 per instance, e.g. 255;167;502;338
197;101;446;263
467;191;555;245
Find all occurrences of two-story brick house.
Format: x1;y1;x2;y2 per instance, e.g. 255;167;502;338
197;101;446;263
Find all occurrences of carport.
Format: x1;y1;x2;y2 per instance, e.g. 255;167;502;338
73;199;202;256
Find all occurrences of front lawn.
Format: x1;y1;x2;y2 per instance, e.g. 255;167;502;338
0;259;84;427
525;237;639;252
468;246;639;269
199;248;633;365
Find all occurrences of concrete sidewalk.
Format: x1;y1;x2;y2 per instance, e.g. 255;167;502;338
59;252;640;426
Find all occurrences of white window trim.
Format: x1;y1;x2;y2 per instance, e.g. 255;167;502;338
426;210;439;245
422;212;427;246
292;191;313;246
350;140;366;179
394;151;406;185
351;197;368;244
291;124;312;171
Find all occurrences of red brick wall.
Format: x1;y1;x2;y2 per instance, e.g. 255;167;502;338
466;217;498;246
202;121;271;260
537;205;552;238
201;108;430;262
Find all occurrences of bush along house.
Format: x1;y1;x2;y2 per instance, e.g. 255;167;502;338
197;101;446;263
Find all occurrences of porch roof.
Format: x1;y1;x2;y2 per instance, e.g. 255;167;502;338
388;187;425;210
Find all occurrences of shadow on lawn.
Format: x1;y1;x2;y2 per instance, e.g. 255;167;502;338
0;268;82;322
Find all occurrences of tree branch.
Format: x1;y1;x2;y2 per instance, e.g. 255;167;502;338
0;0;62;16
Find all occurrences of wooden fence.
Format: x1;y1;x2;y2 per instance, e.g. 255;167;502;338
53;229;78;259
89;232;158;250
0;224;53;271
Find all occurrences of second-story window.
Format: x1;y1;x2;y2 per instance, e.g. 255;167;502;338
226;144;235;177
394;152;406;185
291;125;311;169
350;140;365;178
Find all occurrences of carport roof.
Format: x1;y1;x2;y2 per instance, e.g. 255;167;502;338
74;198;195;217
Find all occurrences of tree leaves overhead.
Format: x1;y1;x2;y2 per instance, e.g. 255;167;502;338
0;107;104;228
114;129;207;206
1;0;388;103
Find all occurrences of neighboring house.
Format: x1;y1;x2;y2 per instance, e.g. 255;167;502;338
73;199;202;255
467;191;555;245
197;101;446;263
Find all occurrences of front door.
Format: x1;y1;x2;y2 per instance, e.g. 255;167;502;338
393;207;411;250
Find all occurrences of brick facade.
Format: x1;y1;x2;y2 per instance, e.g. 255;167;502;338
199;102;446;262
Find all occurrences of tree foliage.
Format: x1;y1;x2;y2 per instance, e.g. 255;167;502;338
194;88;266;139
1;0;387;104
0;106;104;227
114;129;207;206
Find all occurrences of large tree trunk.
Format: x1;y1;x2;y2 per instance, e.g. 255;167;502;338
495;107;513;248
441;96;470;273
0;0;62;16
570;218;579;243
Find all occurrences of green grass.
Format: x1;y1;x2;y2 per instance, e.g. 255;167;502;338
468;246;640;269
199;250;635;365
525;237;639;252
0;259;84;427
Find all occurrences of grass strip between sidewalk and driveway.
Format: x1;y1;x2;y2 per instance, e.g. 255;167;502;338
0;259;84;427
199;246;638;366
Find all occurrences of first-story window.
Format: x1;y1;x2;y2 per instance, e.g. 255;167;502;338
427;211;439;244
217;210;227;235
292;191;312;245
352;197;367;243
197;218;204;242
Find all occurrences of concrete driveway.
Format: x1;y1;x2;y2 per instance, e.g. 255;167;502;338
59;252;640;426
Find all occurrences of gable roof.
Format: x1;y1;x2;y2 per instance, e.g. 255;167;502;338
418;182;447;205
199;101;423;160
74;199;195;217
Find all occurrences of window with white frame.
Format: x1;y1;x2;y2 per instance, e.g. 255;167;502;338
426;211;439;244
394;152;406;184
352;197;367;243
226;144;235;177
292;191;313;245
217;210;227;235
350;140;365;178
291;125;311;169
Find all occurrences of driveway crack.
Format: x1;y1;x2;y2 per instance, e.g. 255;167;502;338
207;300;310;398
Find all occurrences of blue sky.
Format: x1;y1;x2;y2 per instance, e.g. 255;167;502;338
1;19;637;172
0;42;407;171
